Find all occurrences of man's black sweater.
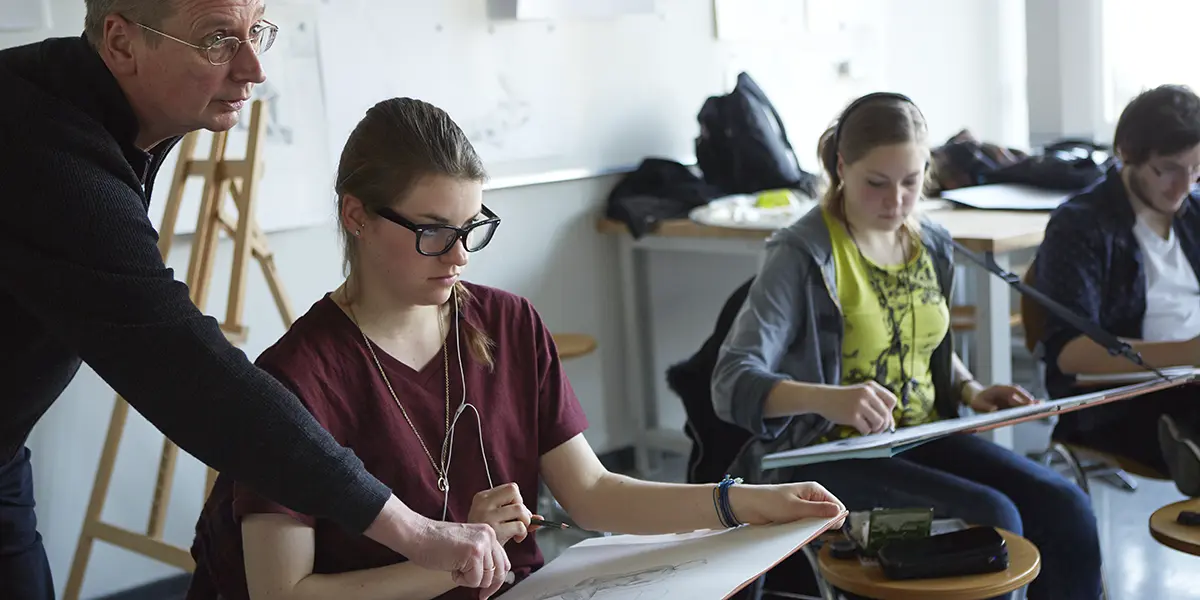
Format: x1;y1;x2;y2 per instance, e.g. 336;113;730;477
0;36;391;534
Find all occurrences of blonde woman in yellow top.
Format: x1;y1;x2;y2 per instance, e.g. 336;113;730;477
712;93;1101;600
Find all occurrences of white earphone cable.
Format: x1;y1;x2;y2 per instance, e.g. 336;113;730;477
439;285;493;521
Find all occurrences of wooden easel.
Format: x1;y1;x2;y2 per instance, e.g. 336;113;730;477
63;100;296;600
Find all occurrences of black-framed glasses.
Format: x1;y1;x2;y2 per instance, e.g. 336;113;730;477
375;205;501;257
133;19;278;66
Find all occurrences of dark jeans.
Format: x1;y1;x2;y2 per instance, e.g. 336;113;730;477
789;433;1101;600
1055;386;1200;473
0;447;54;600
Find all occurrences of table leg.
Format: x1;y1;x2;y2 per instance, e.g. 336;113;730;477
973;251;1015;449
617;236;657;476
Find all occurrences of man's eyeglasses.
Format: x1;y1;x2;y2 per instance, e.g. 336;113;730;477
133;19;278;66
375;205;501;257
1149;161;1200;186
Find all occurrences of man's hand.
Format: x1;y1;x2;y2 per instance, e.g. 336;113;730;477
468;483;534;546
363;495;510;597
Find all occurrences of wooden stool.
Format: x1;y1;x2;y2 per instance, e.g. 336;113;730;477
1150;498;1200;556
552;333;597;360
817;528;1041;600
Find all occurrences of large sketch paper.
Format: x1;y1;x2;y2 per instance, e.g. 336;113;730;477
503;516;844;600
762;374;1198;470
940;183;1072;211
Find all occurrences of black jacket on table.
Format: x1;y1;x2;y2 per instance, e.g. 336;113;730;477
0;35;390;534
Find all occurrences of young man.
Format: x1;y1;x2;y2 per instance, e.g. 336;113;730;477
1034;84;1200;498
0;2;505;598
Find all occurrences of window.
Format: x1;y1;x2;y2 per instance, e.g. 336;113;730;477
1099;0;1200;134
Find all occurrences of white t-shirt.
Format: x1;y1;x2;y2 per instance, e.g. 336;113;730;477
1133;216;1200;341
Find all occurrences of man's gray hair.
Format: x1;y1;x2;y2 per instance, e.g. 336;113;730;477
83;0;175;46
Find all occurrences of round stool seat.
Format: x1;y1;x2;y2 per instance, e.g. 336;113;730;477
552;333;597;360
817;528;1040;600
1150;498;1200;556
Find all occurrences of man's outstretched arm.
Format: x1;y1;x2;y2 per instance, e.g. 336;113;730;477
0;114;504;589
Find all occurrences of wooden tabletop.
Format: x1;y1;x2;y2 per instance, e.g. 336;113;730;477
596;205;1050;254
1149;498;1200;556
552;333;598;360
817;528;1041;600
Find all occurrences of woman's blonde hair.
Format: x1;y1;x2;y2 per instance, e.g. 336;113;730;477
816;93;932;229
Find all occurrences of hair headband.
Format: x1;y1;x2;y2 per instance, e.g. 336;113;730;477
832;91;922;152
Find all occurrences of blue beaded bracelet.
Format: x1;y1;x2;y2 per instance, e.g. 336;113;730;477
712;485;729;528
718;474;743;528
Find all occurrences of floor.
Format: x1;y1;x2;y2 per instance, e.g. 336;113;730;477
1091;476;1200;599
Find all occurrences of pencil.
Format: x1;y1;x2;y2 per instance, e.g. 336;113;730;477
530;517;570;529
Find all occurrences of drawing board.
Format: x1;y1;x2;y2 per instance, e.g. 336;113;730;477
761;373;1199;470
503;515;843;600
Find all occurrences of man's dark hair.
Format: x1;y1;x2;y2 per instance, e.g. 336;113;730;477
83;0;175;47
1113;84;1200;165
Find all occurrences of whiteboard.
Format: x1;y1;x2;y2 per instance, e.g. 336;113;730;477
316;0;726;183
306;0;877;217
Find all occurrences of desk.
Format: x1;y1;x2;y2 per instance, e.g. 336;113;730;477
551;333;598;360
1149;498;1200;556
598;206;1050;474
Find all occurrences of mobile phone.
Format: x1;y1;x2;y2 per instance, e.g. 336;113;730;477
1177;511;1200;526
877;526;1008;580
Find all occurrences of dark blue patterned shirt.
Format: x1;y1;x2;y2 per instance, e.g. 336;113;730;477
1033;165;1200;402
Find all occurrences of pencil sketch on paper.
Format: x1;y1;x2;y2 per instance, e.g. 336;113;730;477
464;75;533;153
222;1;331;233
504;517;840;600
532;559;707;600
240;79;294;145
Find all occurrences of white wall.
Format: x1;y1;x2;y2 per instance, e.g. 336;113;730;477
10;0;1030;597
1025;0;1106;145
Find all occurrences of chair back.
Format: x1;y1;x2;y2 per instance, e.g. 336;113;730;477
666;277;754;484
1019;259;1047;356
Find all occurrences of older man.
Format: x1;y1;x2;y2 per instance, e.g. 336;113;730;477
0;1;507;598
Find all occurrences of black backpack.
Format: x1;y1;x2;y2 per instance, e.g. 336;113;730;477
695;72;819;198
981;139;1116;191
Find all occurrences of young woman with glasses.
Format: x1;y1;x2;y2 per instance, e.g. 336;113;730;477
185;97;847;600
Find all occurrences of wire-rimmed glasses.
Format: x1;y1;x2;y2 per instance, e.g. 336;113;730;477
132;19;278;66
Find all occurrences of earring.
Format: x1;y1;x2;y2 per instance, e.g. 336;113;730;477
353;229;361;237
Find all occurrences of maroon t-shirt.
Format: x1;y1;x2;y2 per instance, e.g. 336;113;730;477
187;283;589;600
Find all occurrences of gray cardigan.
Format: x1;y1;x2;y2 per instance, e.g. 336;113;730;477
711;207;965;484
